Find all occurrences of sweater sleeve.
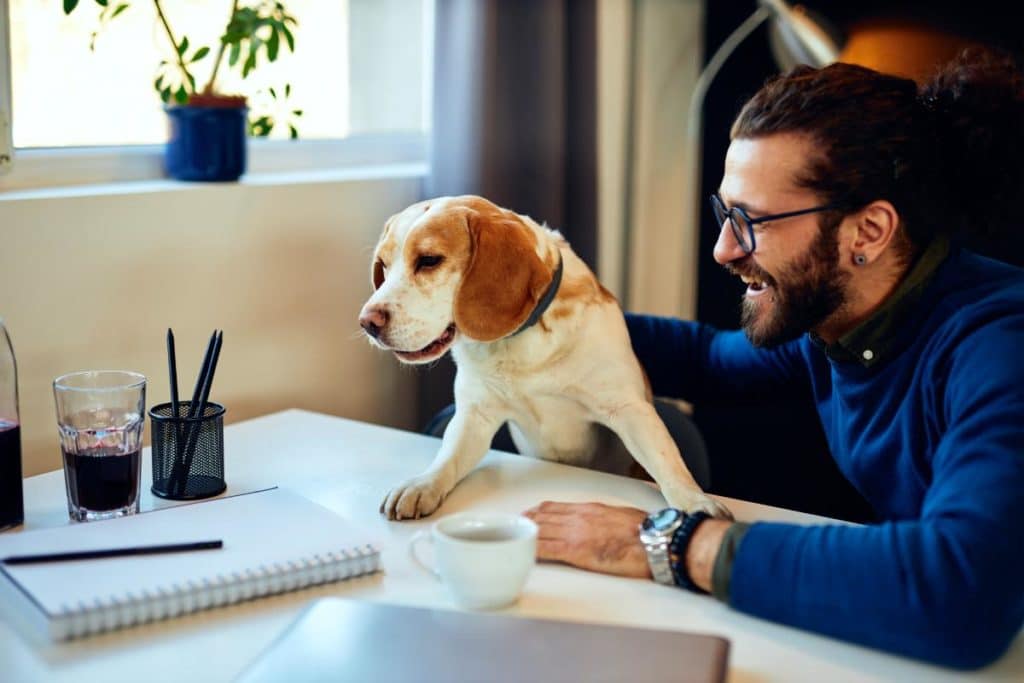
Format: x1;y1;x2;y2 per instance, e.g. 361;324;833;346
726;323;1024;669
624;313;811;403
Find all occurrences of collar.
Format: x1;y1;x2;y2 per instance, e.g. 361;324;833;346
511;253;564;336
811;236;951;367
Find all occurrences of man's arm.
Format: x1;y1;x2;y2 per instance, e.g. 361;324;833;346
528;334;1024;673
624;313;809;403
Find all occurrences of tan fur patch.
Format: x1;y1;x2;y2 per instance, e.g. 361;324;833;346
452;199;553;342
404;211;473;289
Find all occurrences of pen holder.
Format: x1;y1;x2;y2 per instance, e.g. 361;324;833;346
149;401;226;500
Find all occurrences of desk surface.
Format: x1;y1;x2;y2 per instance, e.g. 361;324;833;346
1;410;1021;682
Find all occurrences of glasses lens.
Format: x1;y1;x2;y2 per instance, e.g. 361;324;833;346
730;212;753;253
710;196;728;227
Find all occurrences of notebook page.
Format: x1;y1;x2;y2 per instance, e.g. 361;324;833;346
0;488;375;617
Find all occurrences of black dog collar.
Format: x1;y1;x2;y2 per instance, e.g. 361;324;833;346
511;253;564;337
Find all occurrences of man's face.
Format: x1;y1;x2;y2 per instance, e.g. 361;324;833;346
714;134;850;347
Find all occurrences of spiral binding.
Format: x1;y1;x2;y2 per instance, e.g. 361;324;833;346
54;543;380;639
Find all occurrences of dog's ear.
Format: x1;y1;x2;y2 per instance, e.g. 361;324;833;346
454;206;553;342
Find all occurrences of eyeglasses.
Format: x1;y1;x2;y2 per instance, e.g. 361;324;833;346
709;193;843;254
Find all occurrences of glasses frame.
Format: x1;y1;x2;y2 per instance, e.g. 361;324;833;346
709;193;844;254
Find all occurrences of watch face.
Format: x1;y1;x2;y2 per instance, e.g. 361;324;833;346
643;508;683;534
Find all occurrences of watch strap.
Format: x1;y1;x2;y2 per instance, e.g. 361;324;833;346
645;537;675;585
669;511;711;593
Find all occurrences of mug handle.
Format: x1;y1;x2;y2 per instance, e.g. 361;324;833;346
409;529;441;580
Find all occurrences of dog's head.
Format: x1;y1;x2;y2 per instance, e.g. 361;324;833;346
358;195;558;364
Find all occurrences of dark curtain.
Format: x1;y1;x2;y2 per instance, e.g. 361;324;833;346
417;0;597;430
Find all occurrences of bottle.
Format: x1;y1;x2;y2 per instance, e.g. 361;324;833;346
0;318;24;530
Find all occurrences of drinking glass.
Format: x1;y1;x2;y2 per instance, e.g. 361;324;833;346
0;319;23;531
53;371;146;522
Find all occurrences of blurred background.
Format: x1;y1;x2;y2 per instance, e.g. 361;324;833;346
1;0;1020;520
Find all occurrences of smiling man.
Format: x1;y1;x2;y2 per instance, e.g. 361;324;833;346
525;49;1024;669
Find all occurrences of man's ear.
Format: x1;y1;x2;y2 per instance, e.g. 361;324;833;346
846;199;899;267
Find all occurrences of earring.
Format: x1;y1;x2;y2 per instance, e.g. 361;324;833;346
854;254;867;266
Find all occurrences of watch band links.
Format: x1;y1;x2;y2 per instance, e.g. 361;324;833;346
646;538;675;585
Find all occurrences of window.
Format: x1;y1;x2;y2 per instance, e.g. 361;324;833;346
0;0;432;187
0;0;12;175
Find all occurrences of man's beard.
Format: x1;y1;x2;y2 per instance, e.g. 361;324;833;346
734;224;849;347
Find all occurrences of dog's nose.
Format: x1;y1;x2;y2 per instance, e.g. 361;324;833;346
359;305;389;339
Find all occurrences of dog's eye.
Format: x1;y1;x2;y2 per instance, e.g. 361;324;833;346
415;255;444;272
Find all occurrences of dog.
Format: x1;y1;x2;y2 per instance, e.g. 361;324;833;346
359;195;732;521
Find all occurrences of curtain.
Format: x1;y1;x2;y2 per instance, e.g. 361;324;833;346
418;0;597;429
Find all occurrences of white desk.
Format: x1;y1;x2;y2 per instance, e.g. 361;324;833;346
1;410;1021;682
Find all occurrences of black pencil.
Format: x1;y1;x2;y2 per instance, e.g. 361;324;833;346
187;330;219;418
167;328;180;419
171;330;219;493
167;328;182;460
176;330;224;496
2;540;223;566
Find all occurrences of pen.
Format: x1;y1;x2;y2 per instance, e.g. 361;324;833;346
2;539;223;565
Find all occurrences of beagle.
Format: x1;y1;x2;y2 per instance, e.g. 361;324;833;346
360;195;731;521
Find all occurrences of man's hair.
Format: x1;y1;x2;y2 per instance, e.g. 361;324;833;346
730;48;1024;263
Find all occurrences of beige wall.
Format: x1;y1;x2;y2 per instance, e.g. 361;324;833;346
0;170;423;476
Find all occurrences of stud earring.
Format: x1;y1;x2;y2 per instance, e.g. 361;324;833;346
854;254;867;266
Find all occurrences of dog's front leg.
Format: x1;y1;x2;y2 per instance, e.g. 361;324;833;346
605;401;733;519
381;404;501;520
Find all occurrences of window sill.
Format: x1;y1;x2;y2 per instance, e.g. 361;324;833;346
0;161;429;203
0;131;428;197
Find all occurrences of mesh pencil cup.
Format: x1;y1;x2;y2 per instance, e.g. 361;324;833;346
149;401;226;500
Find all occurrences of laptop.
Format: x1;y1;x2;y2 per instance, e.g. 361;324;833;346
238;598;730;683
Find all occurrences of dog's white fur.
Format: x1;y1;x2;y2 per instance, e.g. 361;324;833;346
360;195;731;521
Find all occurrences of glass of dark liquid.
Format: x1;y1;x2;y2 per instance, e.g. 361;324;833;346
53;371;146;522
1;319;23;531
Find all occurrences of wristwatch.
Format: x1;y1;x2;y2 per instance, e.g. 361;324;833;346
639;508;685;585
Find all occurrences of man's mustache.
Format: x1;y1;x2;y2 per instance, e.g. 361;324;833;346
726;260;775;288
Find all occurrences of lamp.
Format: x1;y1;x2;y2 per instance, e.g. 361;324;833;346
679;0;842;317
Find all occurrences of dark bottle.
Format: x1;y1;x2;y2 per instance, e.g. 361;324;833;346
1;319;24;531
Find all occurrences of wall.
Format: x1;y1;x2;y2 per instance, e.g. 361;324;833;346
0;169;424;476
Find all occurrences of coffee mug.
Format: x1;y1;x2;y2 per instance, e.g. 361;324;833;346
409;512;537;609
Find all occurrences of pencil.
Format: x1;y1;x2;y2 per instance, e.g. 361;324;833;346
2;540;223;566
167;327;182;461
176;330;224;496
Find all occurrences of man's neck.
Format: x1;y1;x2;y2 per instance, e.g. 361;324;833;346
815;253;909;345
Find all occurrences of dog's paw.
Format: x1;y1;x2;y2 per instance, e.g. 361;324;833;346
685;494;734;521
380;473;449;521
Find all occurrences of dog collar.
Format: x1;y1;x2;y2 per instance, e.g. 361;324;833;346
511;253;564;337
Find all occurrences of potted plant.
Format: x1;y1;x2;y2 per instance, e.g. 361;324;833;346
64;0;302;181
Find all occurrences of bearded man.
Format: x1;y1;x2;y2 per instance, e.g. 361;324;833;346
525;50;1024;669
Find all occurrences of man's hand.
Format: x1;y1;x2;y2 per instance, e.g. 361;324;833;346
524;500;733;592
523;501;651;578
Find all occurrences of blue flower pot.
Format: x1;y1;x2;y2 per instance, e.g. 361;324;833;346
165;105;248;182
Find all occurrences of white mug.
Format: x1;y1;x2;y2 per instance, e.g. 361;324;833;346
409;512;538;609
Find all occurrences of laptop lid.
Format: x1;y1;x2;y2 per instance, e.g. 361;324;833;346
238;597;729;683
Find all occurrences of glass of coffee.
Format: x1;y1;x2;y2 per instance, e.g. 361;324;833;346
53;371;146;522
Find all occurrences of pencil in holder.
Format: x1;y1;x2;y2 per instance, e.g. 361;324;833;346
149;401;226;500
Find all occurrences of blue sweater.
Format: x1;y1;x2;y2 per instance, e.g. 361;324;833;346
626;246;1024;668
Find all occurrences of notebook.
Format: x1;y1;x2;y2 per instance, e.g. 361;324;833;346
0;488;379;641
238;597;730;683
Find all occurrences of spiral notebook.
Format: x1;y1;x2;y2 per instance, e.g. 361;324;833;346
0;487;379;641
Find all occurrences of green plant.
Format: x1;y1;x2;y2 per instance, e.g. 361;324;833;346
63;0;303;138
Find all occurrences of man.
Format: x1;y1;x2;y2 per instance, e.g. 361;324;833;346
525;51;1024;669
